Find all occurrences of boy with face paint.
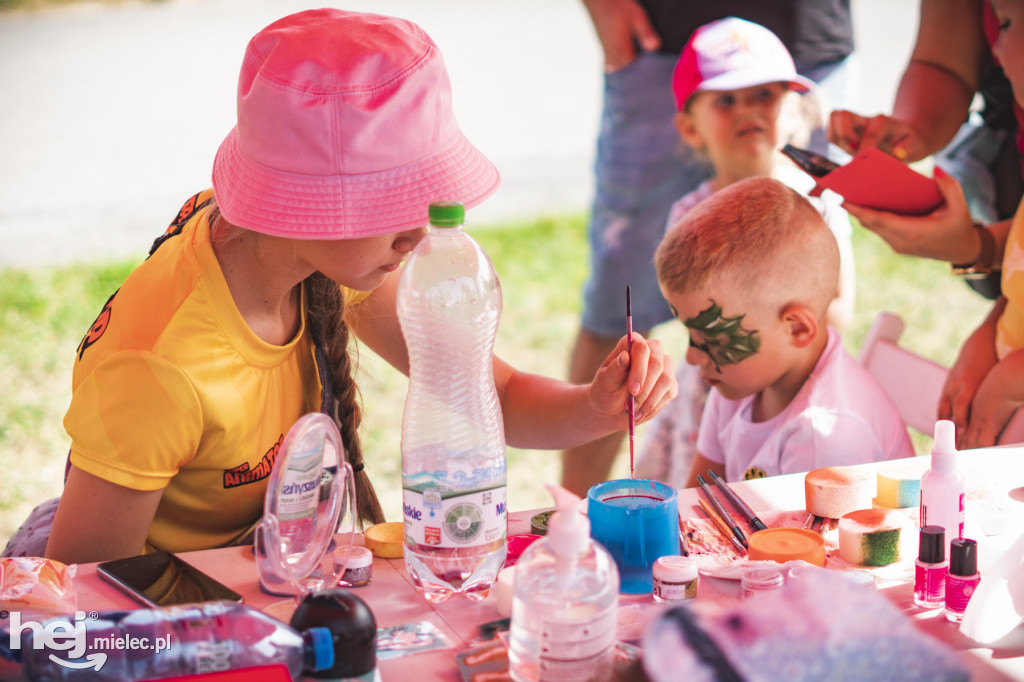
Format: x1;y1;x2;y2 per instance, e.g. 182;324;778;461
632;17;861;490
656;177;914;486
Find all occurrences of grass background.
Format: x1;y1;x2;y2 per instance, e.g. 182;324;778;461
0;215;990;542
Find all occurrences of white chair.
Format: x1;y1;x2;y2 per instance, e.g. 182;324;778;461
858;311;1024;442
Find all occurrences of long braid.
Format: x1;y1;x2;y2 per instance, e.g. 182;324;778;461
305;272;386;527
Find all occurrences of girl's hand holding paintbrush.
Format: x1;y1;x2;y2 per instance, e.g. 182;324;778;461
577;332;677;435
500;330;677;449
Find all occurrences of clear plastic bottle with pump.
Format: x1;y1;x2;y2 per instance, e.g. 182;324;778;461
920;420;965;549
508;484;619;682
12;601;334;682
396;201;506;604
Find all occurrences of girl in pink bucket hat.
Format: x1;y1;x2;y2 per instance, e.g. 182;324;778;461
14;9;677;564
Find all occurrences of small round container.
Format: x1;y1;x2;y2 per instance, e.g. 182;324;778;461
652;555;698;603
496;565;516;617
364;522;404;558
530;511;554;536
333;545;373;587
840;570;877;589
506;534;542;566
748;527;826;567
741;563;785;599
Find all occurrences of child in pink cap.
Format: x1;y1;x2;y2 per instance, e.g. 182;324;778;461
637;17;858;488
4;9;677;564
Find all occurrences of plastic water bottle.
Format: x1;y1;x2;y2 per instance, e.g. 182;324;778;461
396;201;507;604
509;485;619;682
10;601;333;681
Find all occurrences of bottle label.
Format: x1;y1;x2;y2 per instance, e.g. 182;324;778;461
653;578;698;601
956;492;965;538
945;573;980;615
537;607;617;679
195;640;233;673
403;485;506;548
279;451;322;522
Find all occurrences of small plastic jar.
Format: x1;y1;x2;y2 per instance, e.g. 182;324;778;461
741;563;785;599
334;545;373;587
652;555;698;603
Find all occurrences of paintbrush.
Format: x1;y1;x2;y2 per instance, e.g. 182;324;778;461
677;512;690;557
697;497;746;556
626;285;634;479
707;469;768;532
697;474;748;549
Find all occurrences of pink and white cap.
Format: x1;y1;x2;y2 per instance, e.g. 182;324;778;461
671;17;815;111
212;9;500;240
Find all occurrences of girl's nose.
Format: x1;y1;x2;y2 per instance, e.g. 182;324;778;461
394;226;428;253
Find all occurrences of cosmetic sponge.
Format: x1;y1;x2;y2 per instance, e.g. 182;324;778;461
804;467;874;519
838;508;913;566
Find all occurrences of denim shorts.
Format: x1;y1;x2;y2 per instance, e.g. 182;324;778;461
579;51;860;336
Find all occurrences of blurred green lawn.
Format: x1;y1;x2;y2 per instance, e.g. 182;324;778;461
0;215;990;542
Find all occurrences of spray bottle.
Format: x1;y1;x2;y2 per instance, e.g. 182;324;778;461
508;484;619;682
920;420;965;553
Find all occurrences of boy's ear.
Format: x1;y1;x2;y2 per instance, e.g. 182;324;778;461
674;110;704;149
779;305;819;348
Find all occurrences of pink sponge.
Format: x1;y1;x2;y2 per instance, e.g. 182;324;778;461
804;466;874;518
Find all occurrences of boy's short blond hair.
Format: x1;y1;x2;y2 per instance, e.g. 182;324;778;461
656;177;839;318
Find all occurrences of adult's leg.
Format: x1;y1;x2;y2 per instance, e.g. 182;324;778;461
561;53;710;497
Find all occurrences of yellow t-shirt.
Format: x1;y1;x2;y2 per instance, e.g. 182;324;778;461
64;194;358;553
997;196;1024;358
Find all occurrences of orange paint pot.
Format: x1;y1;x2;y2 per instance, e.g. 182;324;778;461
747;527;826;567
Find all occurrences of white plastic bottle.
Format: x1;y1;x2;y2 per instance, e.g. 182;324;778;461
508;484;619;682
14;602;334;682
920;420;965;549
396;201;506;604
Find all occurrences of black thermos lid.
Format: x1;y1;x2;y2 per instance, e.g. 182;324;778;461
949;538;978;576
291;589;377;678
918;525;945;563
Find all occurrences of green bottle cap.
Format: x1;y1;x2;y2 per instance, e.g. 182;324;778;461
428;201;464;227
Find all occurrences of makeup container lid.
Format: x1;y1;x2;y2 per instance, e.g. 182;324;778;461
653;555;698;583
918;525;946;563
333;545;373;570
950;538;978;576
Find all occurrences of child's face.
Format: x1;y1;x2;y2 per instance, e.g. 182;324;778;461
300;226;428;291
992;0;1024;106
663;284;792;402
676;83;789;179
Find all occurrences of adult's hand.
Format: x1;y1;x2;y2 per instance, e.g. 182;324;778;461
959;350;1024;449
581;0;660;72
939;300;1002;446
843;167;978;262
588;332;676;426
828;110;929;162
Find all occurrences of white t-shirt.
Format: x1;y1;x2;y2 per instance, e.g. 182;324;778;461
697;328;914;481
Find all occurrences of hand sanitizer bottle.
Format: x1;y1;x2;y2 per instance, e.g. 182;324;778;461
920;420;965;552
508;484;619;682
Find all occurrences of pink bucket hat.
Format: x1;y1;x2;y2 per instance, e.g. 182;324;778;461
212;9;500;239
671;17;815;112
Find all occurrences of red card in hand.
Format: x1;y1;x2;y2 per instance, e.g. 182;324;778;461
807;147;943;216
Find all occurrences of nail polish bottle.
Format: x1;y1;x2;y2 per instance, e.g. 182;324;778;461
913;525;947;609
945;538;980;623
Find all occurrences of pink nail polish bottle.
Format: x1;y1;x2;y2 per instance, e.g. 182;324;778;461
914;525;947;609
945;538;980;623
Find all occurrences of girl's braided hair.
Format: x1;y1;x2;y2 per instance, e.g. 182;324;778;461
304;271;385;527
205;203;386;528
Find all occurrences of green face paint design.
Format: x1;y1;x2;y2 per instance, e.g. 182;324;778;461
683;300;761;374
